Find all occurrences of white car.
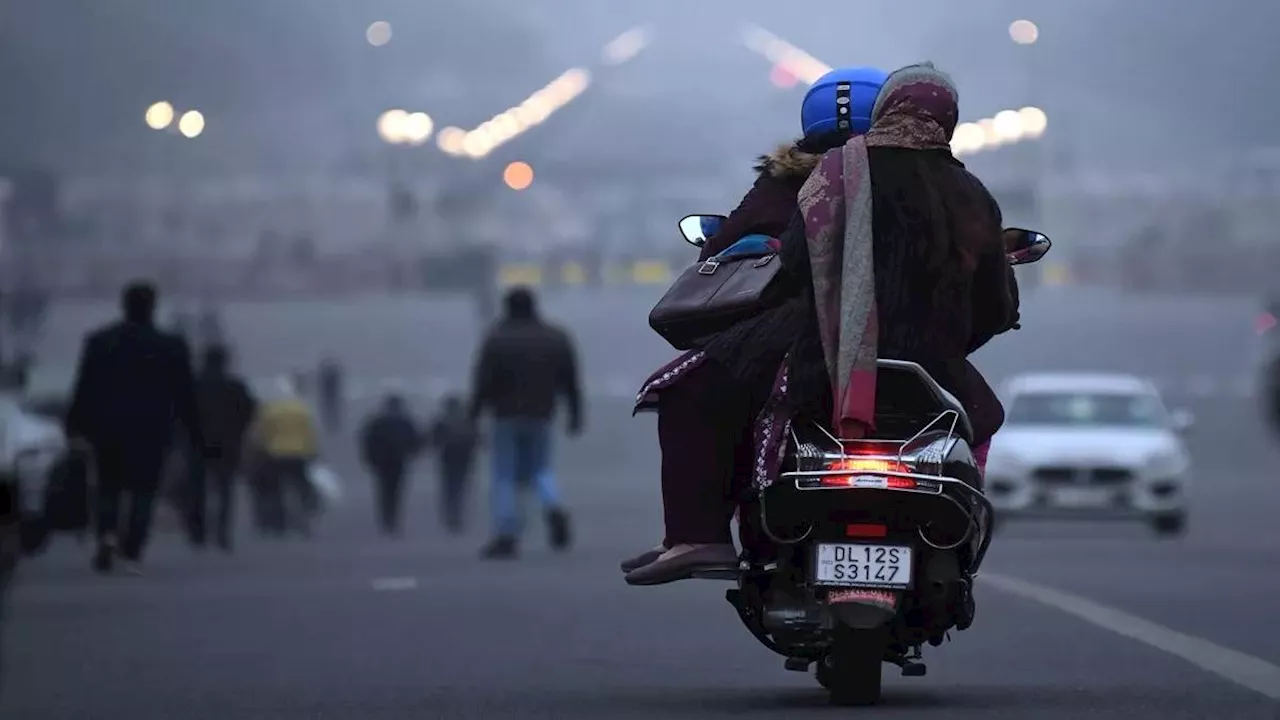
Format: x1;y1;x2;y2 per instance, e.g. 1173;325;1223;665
983;372;1193;537
0;393;69;552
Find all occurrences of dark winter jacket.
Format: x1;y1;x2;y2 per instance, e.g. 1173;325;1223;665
697;142;826;262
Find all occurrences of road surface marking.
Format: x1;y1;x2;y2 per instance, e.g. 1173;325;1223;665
984;572;1280;701
371;577;418;592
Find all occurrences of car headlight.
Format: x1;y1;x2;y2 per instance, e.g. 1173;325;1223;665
1147;451;1189;478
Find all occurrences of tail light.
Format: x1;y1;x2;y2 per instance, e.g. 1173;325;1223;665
819;448;914;488
828;457;908;474
819;474;921;490
1257;311;1277;335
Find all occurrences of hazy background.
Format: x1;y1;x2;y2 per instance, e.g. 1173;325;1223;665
5;0;1279;173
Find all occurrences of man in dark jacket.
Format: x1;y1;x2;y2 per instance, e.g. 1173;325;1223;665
193;344;257;552
359;393;421;536
471;286;581;559
65;281;201;574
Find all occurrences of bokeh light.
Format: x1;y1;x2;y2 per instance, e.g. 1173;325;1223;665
377;109;408;143
951;123;986;155
459;68;591;159
436;126;467;155
366;21;393;47
993;110;1025;142
177;110;205;138
950;107;1048;157
503;161;534;191
602;26;650;65
145;101;174;130
402;112;434;145
1009;19;1039;45
742;26;832;85
1018;106;1049;137
769;64;799;89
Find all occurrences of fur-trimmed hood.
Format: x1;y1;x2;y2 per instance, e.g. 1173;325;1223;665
753;141;823;181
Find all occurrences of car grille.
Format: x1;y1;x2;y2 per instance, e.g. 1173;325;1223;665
1032;466;1135;486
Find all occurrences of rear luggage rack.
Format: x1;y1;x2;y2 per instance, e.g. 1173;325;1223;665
778;409;995;574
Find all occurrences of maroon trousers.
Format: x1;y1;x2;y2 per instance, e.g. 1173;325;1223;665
657;361;765;545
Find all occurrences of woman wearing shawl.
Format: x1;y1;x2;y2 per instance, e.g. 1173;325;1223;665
625;63;1019;586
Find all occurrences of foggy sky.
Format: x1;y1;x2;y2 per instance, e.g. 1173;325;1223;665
2;0;1277;176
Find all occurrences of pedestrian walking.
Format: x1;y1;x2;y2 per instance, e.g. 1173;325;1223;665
470;287;581;559
64;281;201;574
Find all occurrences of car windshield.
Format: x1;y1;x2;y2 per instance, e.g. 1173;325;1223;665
1006;391;1167;428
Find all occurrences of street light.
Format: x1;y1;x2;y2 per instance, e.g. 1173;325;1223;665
145;101;175;130
459;67;591;159
367;21;392;47
951;106;1047;157
377;109;409;143
503;161;534;191
177;110;205;138
402;112;434;145
378;109;434;148
1009;19;1039;45
602;26;650;65
1018;106;1048;136
436;126;467;155
769;64;799;89
741;25;832;85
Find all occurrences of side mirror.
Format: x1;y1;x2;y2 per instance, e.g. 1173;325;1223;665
1169;409;1194;433
678;214;728;248
1003;228;1052;265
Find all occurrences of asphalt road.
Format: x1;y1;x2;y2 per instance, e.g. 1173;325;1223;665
4;289;1279;719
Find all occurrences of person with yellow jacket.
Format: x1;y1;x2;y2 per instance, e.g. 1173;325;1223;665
250;377;320;537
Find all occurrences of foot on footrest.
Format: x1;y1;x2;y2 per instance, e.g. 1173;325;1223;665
784;657;812;672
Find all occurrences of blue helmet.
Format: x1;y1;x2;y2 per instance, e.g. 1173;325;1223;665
801;66;889;138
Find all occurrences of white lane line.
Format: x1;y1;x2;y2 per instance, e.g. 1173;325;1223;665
983;572;1280;701
371;576;418;592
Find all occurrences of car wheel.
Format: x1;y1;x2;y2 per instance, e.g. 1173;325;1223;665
1151;512;1187;538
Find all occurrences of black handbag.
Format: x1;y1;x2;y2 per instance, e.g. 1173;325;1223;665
648;250;783;350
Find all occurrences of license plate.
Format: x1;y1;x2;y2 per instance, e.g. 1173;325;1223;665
813;543;913;588
1051;487;1114;508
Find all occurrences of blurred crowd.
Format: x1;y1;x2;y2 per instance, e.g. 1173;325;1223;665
1;278;584;579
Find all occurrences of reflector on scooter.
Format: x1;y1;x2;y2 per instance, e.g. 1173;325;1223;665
845;523;888;538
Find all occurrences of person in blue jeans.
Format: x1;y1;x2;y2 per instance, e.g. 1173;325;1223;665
470;286;582;559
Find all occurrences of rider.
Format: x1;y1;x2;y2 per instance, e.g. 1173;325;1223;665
625;63;1020;586
622;67;890;579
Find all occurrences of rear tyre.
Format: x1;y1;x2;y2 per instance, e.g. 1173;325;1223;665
816;629;886;706
1151;511;1187;538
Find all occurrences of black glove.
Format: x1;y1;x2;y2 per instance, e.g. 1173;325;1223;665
567;413;583;437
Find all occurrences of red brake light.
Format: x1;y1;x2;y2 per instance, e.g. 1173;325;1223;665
1257;312;1277;335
